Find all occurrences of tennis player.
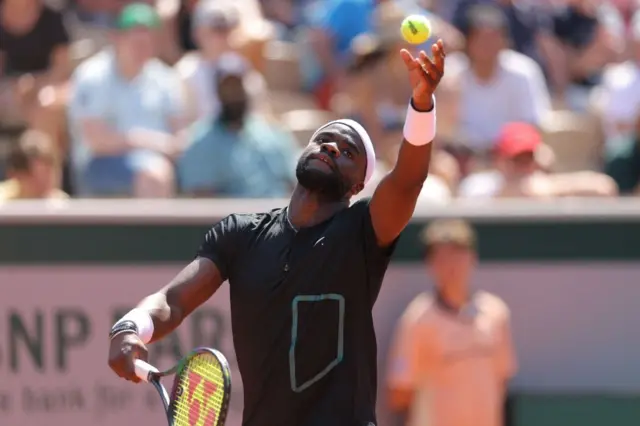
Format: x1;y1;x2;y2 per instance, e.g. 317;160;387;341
108;40;446;426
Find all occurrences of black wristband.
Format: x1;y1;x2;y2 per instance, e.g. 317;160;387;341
410;96;435;113
109;320;139;339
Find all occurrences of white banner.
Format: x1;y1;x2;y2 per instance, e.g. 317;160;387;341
0;266;243;426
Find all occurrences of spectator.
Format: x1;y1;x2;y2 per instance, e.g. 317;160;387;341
67;0;185;65
386;219;517;426
604;110;640;194
177;52;297;198
599;11;640;146
175;0;268;123
551;0;625;111
0;129;67;201
437;4;551;169
301;0;375;109
458;122;618;198
453;0;547;69
260;0;300;39
451;0;567;97
0;0;70;127
165;0;274;70
69;2;187;198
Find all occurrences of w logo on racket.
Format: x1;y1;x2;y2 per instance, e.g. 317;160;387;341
185;370;218;425
134;348;232;426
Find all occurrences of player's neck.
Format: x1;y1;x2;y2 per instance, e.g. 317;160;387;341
287;185;349;229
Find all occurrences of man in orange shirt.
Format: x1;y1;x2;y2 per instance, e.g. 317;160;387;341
386;219;517;426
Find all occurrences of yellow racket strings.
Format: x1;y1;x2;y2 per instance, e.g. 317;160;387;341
173;354;226;426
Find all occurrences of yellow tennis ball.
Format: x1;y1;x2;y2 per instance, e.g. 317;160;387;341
401;15;431;45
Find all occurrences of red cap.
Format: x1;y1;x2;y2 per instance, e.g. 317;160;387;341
495;122;541;157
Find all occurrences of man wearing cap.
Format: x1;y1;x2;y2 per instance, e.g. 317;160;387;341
387;219;517;426
175;0;267;122
108;39;446;426
459;122;618;198
69;3;187;197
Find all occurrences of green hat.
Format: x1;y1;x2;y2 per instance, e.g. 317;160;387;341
116;3;160;30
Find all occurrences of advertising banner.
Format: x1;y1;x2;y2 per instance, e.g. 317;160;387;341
2;263;640;426
0;266;243;426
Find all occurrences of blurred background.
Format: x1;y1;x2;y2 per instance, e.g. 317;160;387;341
1;0;640;425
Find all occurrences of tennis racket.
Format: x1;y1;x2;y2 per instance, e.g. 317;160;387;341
134;347;232;426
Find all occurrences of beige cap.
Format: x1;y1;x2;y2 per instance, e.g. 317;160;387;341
420;219;476;250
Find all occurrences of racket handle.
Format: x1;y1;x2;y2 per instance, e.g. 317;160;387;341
134;359;159;382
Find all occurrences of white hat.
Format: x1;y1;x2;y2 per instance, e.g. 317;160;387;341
193;0;239;30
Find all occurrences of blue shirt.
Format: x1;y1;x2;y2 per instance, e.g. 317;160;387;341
178;116;298;198
310;0;374;59
68;49;184;167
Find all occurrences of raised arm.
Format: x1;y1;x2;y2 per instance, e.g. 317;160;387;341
370;40;446;246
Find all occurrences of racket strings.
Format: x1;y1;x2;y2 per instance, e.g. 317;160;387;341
172;354;226;426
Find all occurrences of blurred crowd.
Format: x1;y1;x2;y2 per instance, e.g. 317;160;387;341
3;0;640;201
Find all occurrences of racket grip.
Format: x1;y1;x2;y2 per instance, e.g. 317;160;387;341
134;359;159;382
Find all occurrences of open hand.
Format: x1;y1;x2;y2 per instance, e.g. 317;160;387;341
400;39;446;111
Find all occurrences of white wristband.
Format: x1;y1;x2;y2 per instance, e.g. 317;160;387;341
403;96;436;146
115;309;154;344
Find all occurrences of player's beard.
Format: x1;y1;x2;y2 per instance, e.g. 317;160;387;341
295;155;349;202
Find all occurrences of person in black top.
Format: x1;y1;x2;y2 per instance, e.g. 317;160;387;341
0;0;70;128
108;40;446;426
0;0;69;77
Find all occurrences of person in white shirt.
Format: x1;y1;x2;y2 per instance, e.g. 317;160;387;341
599;11;640;148
458;122;617;199
174;0;267;123
438;4;551;156
68;3;187;197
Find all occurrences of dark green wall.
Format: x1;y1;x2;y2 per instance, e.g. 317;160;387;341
1;219;639;264
515;394;640;426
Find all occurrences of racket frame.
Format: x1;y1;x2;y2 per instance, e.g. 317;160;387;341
145;347;232;426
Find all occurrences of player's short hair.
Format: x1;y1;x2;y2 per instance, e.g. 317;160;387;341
7;130;58;173
420;219;477;257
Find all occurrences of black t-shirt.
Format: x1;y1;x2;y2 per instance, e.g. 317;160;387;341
0;6;69;76
197;197;396;426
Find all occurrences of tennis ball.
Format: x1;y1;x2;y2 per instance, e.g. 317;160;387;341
400;15;431;45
